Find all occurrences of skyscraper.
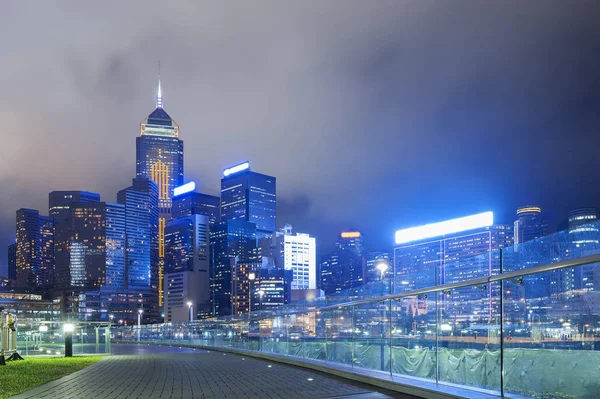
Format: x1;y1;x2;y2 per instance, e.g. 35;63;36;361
164;214;211;321
514;206;549;244
394;213;513;291
393;212;513;322
275;225;316;290
220;162;276;238
210;219;258;316
8;243;16;281
49;191;101;223
568;208;599;292
54;202;125;292
15;209;53;289
172;182;220;225
136;79;184;306
320;231;366;295
117;178;160;321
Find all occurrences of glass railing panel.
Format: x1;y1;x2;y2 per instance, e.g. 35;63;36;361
353;301;390;372
390;293;436;380
503;268;600;399
265;315;287;355
286;313;308;358
325;307;353;367
502;220;600;273
303;311;327;361
437;283;501;393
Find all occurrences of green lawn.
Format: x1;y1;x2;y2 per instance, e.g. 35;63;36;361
0;356;104;399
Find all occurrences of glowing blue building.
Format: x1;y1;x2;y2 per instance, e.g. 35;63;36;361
220;162;276;238
117;177;160;321
136;79;184;306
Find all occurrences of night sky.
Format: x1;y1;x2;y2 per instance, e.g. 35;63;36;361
2;1;600;275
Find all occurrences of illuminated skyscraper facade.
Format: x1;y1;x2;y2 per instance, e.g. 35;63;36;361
568;208;599;292
164;214;211;321
117;178;160;321
172;184;220;226
220;162;276;238
275;226;316;290
210;219;258;316
393;213;513;322
320;231;366;295
49;191;101;223
67;202;126;290
136;80;184;306
15;208;54;289
514;206;549;245
8;243;16;281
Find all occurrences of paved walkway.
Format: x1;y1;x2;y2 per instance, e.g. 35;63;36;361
11;344;415;399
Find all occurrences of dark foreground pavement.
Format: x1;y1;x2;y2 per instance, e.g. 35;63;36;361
10;343;418;399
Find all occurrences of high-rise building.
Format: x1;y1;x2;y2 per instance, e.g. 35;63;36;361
63;202;127;321
393;212;513;322
568;208;599;292
136;79;184;306
117;178;160;321
250;268;293;311
49;191;100;223
320;231;366;295
71;202;126;290
514;206;549;244
164;214;211;322
220;162;276;238
275;225;316;290
15;209;54;289
8;243;17;281
210;219;258;316
172;182;220;225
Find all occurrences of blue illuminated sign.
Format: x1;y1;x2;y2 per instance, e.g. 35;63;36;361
223;161;250;177
173;181;196;197
395;211;494;245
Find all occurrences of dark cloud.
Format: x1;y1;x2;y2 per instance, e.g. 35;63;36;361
2;1;600;273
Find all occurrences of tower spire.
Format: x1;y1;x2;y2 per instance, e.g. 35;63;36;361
156;61;163;108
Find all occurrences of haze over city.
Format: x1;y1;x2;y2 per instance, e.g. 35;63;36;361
2;1;600;275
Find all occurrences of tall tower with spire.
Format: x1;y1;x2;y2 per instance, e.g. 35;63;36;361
136;75;184;308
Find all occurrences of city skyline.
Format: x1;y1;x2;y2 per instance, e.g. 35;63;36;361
2;1;600;275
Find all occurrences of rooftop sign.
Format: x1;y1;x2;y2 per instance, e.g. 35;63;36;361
173;182;196;197
223;161;250;177
395;211;494;245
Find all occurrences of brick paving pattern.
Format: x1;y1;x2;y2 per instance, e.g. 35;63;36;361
10;344;414;399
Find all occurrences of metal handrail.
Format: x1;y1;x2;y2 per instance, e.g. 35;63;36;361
320;252;600;311
125;252;600;327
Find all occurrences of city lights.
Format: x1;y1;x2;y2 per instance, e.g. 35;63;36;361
173;181;196;197
340;231;361;239
395;211;494;244
223;161;250;177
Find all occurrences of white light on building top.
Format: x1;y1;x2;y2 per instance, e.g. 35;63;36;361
173;181;196;197
223;161;250;177
395;211;494;245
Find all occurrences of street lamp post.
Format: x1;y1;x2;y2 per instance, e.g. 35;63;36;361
248;272;256;313
258;290;265;311
137;309;143;342
376;261;391;294
187;301;193;322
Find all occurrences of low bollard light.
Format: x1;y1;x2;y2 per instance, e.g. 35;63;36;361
64;323;74;357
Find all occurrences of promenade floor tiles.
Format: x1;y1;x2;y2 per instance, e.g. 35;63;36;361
9;344;412;399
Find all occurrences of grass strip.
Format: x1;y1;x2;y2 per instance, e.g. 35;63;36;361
0;356;104;399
